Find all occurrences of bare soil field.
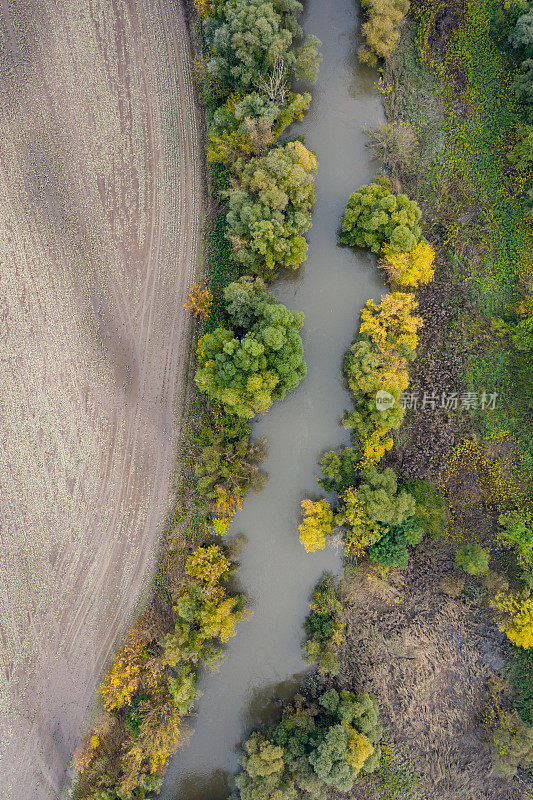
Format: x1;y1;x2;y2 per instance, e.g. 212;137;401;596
0;1;202;797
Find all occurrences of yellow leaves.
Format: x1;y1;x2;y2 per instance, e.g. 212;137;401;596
345;725;374;774
186;545;230;587
299;498;334;552
360;292;423;357
99;626;149;712
489;591;533;649
335;487;381;556
183;282;213;319
287;139;318;173
362;429;394;465
90;735;100;749
381;240;435;287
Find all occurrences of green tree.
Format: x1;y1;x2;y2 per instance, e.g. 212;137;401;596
226;141;317;277
168;666;201;715
368;520;423;569
318;446;360;492
195;277;306;418
204;0;319;93
455;543;490;575
302;573;343;675
235;732;295;800
339;176;422;253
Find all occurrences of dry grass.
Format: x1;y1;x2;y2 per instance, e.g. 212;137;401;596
336;544;532;800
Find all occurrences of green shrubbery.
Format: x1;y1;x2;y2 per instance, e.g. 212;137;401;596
195;277;306;418
234;689;383;799
302;573;344;675
339;176;422;254
226;141;317;278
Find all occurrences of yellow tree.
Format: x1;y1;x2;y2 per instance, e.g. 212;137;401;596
299;498;334;552
183;282;213;319
381;240;435;287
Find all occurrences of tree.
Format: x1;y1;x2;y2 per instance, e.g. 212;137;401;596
368;520;423;569
203;0;320;93
490;710;533;778
335;467;416;557
455;543;490;575
194;411;267;512
302;573;343;675
360;292;423;358
168;666;201;715
235;732;295;800
186;545;231;588
318;446;360;492
226;142;317;277
207;91;312;164
380;240;435;287
489;591;533;648
358;0;410;67
339;176;422;254
195;277;306;418
299;498;334;552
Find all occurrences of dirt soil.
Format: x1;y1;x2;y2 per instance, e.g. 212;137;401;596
336;544;532;800
0;1;202;797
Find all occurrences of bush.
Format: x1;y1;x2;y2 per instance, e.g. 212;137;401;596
455;543;490;575
302;572;343;675
339;176;422;254
299;498;334;552
195;277;306;418
185;545;231;588
193;411;267;515
358;0;410;67
490;710;533;778
380;240;435;287
226;141;317;277
234;689;382;800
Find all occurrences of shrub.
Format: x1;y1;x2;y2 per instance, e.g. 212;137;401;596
168;666;201;715
360;292;423;358
455;543;490;575
490;710;533;778
299;498;334;552
358;0;410;67
380;240;435;287
489;590;533;648
405;479;448;538
185;545;231;588
366;120;418;171
195;277;306;418
302;572;343;675
194;411;267;514
183;282;213;319
226;141;317;277
339;176;422;254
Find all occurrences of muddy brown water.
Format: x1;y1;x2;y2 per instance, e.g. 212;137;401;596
161;0;384;797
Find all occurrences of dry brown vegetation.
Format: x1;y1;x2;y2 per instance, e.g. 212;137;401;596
334;544;532;799
0;1;202;797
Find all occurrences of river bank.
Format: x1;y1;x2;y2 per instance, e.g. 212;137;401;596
160;0;385;796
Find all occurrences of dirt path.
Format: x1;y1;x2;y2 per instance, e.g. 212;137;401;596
0;1;202;797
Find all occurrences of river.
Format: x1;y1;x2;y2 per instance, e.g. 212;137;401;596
160;0;384;796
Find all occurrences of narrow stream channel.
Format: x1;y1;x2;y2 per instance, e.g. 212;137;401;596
161;0;384;796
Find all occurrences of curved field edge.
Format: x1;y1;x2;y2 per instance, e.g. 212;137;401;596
0;1;203;798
